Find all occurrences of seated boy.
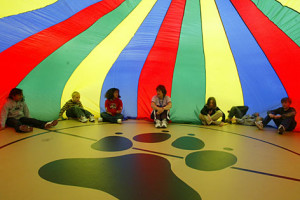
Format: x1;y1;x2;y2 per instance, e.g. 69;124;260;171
255;97;297;134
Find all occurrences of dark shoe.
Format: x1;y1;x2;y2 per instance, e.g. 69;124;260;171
19;125;33;133
278;125;285;135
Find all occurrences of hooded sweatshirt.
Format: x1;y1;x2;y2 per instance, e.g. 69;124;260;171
0;98;30;128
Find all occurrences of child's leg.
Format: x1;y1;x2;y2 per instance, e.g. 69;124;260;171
101;112;118;123
66;106;85;118
6;118;22;132
211;110;223;121
152;110;162;121
262;115;272;127
80;108;93;118
159;110;169;121
19;117;47;129
199;114;209;125
237;106;249;118
280;117;297;131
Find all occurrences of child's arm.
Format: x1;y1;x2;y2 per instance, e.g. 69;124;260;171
163;102;172;110
282;108;296;118
0;103;9;129
200;106;208;115
59;102;68;117
151;102;159;110
23;102;30;118
116;100;123;114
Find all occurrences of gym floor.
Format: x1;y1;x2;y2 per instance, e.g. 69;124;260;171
0;120;299;200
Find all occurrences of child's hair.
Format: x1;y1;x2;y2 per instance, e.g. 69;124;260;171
206;97;216;108
105;88;120;100
8;88;24;101
72;91;80;98
281;97;292;104
156;85;167;97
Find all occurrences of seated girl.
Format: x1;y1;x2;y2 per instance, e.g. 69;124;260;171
59;91;95;123
0;88;58;133
199;97;225;126
151;85;172;128
99;88;123;124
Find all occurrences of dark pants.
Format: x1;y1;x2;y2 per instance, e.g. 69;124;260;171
151;110;169;121
262;115;297;131
228;106;249;119
6;117;47;132
101;112;123;123
66;106;93;118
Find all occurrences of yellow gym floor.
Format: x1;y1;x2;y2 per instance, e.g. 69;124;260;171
0;120;299;200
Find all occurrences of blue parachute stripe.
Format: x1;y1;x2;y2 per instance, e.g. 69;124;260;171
215;0;287;114
0;0;102;53
100;0;172;118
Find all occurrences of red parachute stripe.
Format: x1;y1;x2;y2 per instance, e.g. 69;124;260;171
0;0;124;108
137;0;186;119
231;0;300;131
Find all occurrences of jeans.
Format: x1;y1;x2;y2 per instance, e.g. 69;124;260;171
101;112;123;123
6;117;47;132
262;115;297;131
151;110;169;121
228;106;249;119
66;106;93;118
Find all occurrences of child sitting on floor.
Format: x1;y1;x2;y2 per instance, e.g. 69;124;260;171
199;97;225;126
0;88;58;133
151;85;172;128
255;97;297;134
59;91;95;123
99;88;123;124
226;106;249;124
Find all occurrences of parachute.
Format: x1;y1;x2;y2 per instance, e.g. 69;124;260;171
1;0;299;130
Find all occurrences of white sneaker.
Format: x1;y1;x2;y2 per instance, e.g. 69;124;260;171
89;116;95;122
255;121;263;130
155;120;162;128
117;119;122;124
79;116;88;123
278;125;285;134
161;119;167;128
98;117;103;122
44;120;58;128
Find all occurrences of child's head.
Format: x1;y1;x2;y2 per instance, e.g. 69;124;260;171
9;88;24;102
281;97;291;109
72;91;80;103
206;97;216;109
105;88;120;100
156;85;167;99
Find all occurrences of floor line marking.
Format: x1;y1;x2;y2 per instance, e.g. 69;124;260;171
52;130;98;141
231;166;300;182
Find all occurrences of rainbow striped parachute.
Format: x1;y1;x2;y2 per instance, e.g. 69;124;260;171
1;0;299;129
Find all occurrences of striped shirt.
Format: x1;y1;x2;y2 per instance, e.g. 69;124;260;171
59;99;83;116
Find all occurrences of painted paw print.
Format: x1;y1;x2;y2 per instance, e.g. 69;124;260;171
39;131;237;200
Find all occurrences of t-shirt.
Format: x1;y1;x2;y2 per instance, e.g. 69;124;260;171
105;98;123;116
151;95;171;108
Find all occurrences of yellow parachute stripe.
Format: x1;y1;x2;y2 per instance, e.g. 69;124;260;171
200;0;244;114
61;0;157;117
276;0;300;13
0;0;57;18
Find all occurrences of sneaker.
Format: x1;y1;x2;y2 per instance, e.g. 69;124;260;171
155;120;162;128
89;116;95;122
98;117;103;122
45;120;58;129
19;125;33;133
161;119;168;128
255;121;264;130
117;119;122;124
79;116;88;123
278;125;285;135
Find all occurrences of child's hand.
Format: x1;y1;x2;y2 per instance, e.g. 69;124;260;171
274;115;282;119
107;112;112;115
269;114;275;118
157;107;164;114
